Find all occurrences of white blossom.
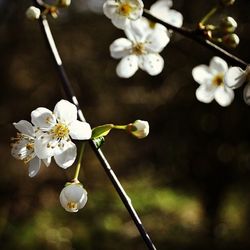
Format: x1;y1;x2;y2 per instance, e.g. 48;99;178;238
26;6;41;20
11;120;51;177
60;183;88;212
149;0;183;28
31;100;92;169
192;56;234;107
110;18;170;78
129;120;149;139
103;0;144;29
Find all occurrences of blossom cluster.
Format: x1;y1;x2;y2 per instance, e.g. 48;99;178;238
11;99;92;177
103;0;183;78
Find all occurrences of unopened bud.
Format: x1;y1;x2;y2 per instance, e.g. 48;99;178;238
220;16;237;33
220;0;235;6
57;0;71;7
127;120;149;139
26;6;41;20
222;33;240;48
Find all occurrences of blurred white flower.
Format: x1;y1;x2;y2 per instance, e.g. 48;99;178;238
31;100;92;169
149;0;183;28
60;183;88;212
110;18;170;78
128;120;149;139
26;6;41;20
11;120;51;177
192;56;234;107
224;66;250;89
103;0;144;29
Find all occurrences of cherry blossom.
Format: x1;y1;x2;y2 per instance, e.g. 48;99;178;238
192;56;234;107
110;18;170;78
11;120;51;177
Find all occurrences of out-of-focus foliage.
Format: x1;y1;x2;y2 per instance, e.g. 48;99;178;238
1;0;250;249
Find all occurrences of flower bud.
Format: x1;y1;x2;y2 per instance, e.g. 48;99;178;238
222;33;240;48
26;6;41;20
57;0;71;7
220;16;237;33
220;0;235;6
127;120;149;139
60;183;88;212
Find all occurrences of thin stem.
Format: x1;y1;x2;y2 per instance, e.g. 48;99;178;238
73;142;85;181
32;1;157;249
113;125;127;130
143;9;248;68
199;6;218;26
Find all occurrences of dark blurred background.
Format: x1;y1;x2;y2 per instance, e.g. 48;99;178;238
1;0;250;249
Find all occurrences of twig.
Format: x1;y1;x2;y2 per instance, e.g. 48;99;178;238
143;9;248;68
31;1;157;250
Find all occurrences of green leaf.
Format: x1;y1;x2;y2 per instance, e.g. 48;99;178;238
91;124;114;139
93;137;105;149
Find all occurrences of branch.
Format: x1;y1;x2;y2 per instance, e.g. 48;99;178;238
31;1;157;250
143;9;248;68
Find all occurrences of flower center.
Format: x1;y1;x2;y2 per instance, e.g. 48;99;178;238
67;202;77;210
132;42;145;55
119;3;132;16
52;123;69;139
212;73;224;86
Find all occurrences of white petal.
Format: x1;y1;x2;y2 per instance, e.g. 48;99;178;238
103;1;117;19
11;138;30;160
163;9;183;28
34;134;55;159
28;157;41;177
224;66;246;89
192;65;212;85
214;86;234;107
111;15;130;29
63;184;87;203
116;55;139;78
195;84;216;103
77;190;88;209
69;120;92;140
13;120;34;136
145;28;170;53
42;157;51;167
209;56;228;74
31;107;55;129
54;141;76;169
139;54;164;76
110;38;132;59
54;100;77;124
59;191;74;212
150;0;173;12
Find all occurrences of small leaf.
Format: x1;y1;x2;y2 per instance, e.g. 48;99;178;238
91;124;114;139
93;137;105;149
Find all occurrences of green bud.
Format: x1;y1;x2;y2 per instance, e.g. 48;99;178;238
220;0;235;6
220;16;237;33
91;124;114;139
222;33;240;48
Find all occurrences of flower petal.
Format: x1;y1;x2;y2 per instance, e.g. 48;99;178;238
214;85;234;107
54;141;76;169
209;56;228;74
69;120;92;140
163;9;183;28
63;184;87;203
110;38;132;59
34;134;55;159
224;66;246;89
11;138;30;160
13;120;34;136
116;55;139;78
28;157;41;177
145;28;170;53
192;65;212;85
195;84;216;104
77;189;88;209
103;0;117;19
31;107;55;129
139;54;164;76
42;157;51;167
243;83;250;105
54;100;77;124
